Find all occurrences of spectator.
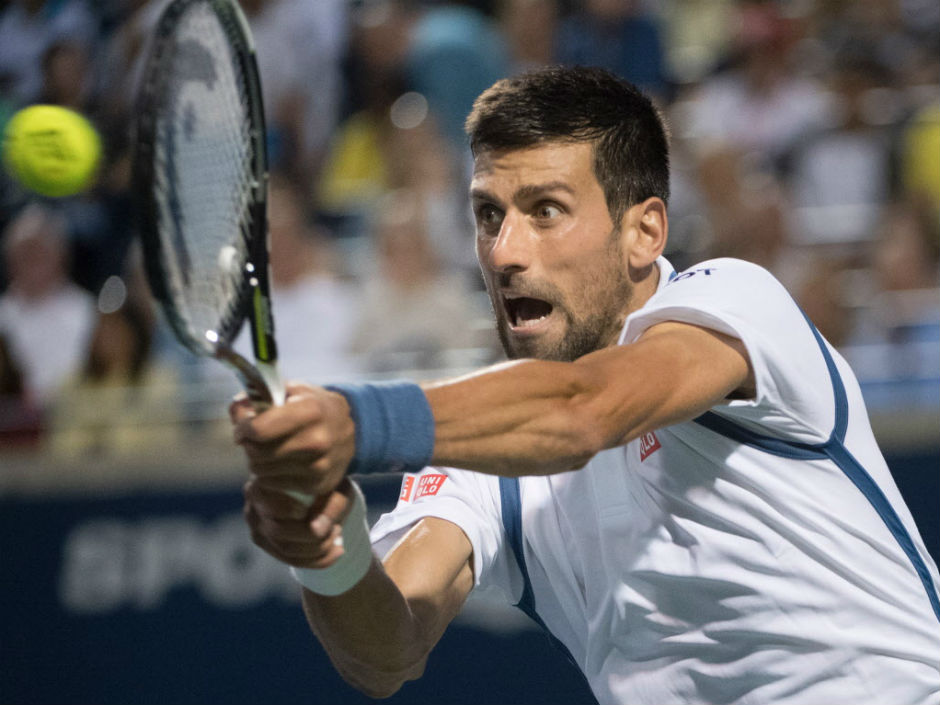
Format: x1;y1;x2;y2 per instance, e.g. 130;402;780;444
240;0;348;187
0;204;96;406
347;188;494;373
556;0;670;101
784;50;895;247
0;0;98;106
235;174;360;382
351;0;509;153
496;0;560;75
94;0;171;131
317;73;472;274
840;198;940;409
684;1;832;165
870;198;940;318
0;332;43;448
691;146;791;280
315;66;405;235
35;39;95;112
657;0;736;86
382;103;473;275
898;101;940;214
47;287;182;457
35;38;136;296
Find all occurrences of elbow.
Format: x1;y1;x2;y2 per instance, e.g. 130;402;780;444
334;653;428;699
532;368;612;474
341;673;404;700
563;422;607;471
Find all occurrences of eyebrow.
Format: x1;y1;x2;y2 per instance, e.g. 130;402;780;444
470;181;576;205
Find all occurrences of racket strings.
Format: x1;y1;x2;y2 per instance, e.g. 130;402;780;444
151;0;256;353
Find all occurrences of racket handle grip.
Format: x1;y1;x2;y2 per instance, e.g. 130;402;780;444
256;360;285;406
282;489;314;505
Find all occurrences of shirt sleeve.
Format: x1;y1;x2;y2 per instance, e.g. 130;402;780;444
369;466;518;603
622;257;837;444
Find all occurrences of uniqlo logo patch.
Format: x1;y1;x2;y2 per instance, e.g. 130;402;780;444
639;432;661;461
399;473;447;502
399;475;415;502
414;473;447;500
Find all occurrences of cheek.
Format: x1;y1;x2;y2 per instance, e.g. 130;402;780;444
568;252;626;313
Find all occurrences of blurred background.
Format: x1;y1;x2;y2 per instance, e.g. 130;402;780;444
0;1;937;703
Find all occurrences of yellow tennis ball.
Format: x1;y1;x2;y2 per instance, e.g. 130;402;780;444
2;104;102;198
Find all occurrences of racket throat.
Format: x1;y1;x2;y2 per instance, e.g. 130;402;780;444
214;343;284;406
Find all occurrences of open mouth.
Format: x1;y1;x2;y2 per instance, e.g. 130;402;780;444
504;295;554;329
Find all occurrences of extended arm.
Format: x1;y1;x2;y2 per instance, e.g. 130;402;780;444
425;321;753;475
236;321;751;485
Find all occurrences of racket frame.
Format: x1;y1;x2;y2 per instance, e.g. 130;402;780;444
134;0;284;406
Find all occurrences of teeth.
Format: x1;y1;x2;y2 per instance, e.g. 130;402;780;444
505;295;552;328
517;314;547;328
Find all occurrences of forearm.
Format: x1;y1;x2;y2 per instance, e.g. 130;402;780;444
423;326;751;476
297;518;474;698
423;359;609;476
299;557;430;698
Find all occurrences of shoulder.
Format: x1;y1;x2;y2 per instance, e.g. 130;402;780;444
623;257;811;367
643;257;791;315
667;257;778;284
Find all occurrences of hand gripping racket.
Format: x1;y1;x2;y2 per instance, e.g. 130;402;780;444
133;0;283;406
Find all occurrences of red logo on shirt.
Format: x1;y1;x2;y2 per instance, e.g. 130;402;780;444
399;475;415;502
639;432;661;461
414;473;447;500
400;473;447;502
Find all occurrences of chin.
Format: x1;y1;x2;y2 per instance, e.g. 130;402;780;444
498;328;569;362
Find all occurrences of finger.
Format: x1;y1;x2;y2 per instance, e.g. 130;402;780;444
245;500;338;563
240;421;334;467
229;393;255;424
244;478;313;520
249;526;331;565
251;446;346;499
284;381;317;399
300;525;347;569
240;444;316;477
234;394;326;444
316;478;356;523
252;513;321;543
309;479;356;534
244;500;296;563
239;434;347;498
247;508;343;566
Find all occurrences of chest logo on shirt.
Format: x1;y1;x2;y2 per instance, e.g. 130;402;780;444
399;473;447;502
668;266;718;284
639;432;662;461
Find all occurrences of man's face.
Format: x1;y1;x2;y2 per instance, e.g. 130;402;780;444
471;142;635;361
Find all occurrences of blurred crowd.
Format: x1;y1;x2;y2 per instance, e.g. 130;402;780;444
0;0;938;456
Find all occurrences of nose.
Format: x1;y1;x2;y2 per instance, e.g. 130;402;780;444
484;211;531;274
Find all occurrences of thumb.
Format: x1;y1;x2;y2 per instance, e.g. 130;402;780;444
309;479;357;538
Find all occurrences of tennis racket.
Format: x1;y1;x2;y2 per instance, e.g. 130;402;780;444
133;0;283;407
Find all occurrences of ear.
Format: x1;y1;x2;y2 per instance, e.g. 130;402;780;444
623;197;667;271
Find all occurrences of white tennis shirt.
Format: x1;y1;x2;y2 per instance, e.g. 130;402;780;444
371;257;940;705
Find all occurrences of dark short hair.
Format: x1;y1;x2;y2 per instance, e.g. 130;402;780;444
465;65;670;222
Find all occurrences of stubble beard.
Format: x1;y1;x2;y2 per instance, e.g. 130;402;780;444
491;234;634;362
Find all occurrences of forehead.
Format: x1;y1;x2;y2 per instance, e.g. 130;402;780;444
470;141;597;195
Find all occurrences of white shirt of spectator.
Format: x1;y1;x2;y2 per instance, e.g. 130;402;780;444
0;283;96;404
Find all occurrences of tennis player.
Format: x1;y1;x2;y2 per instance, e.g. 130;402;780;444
231;66;940;704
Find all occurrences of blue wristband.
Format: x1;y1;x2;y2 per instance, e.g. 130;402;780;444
325;381;435;475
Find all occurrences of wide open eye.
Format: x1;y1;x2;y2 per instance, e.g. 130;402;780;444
535;203;562;220
475;203;504;234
